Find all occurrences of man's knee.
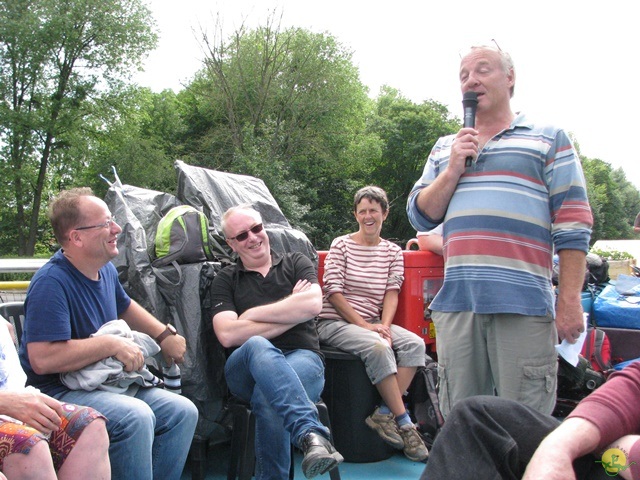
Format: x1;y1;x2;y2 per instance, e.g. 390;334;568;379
177;395;200;425
108;398;155;439
239;336;278;359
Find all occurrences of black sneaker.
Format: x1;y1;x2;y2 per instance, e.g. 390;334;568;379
300;432;344;479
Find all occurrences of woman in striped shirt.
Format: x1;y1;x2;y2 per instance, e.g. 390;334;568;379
317;186;428;462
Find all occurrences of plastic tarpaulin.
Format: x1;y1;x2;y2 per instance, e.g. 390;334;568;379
103;161;318;442
104;173;227;442
104;180;178;319
593;276;640;329
174;160;318;265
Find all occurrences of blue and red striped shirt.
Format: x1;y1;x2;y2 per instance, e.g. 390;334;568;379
407;113;593;316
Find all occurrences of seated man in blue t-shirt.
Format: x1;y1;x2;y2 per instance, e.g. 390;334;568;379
18;187;198;480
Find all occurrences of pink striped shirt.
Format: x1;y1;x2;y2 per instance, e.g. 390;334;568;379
319;235;404;320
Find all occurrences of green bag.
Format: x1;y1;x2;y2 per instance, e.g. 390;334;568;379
153;205;214;267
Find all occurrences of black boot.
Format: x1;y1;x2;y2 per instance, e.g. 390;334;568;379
300;432;344;479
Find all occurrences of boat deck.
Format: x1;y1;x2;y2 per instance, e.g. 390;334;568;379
180;442;426;479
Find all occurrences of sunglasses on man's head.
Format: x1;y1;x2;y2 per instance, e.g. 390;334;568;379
228;223;264;242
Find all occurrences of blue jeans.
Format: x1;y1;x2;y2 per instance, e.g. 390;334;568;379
225;336;329;480
56;385;198;480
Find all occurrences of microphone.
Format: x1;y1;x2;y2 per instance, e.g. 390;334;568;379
462;91;478;167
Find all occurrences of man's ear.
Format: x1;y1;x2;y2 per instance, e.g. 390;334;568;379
67;229;83;247
507;68;515;89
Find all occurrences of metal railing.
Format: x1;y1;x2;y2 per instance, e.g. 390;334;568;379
0;258;48;302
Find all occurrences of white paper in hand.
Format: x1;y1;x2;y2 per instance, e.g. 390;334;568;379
555;313;589;367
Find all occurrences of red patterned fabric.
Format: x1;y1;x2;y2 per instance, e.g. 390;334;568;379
0;402;104;471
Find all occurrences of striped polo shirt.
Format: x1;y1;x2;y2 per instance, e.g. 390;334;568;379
406;113;593;316
319;235;404;321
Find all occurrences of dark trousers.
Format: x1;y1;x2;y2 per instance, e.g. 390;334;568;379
420;395;610;480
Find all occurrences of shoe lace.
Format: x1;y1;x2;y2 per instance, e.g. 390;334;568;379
376;414;398;433
400;426;423;449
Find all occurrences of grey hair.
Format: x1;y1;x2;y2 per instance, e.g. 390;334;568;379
221;204;262;236
353;186;389;213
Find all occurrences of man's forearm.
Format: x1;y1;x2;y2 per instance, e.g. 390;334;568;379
213;315;293;348
556;249;587;300
240;285;322;325
523;417;601;479
120;300;166;339
27;336;119;374
415;168;460;222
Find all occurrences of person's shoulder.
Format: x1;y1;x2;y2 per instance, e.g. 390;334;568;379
514;112;568;137
212;262;237;281
380;238;402;252
329;234;350;248
29;252;70;288
35;250;64;273
284;251;313;264
427;134;456;155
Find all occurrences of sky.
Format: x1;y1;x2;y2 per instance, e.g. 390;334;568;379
134;0;638;188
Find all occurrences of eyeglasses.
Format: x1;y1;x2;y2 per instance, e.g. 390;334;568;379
459;39;504;58
227;223;264;242
74;218;118;231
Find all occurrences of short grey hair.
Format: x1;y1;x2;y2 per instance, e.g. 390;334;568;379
353;186;389;214
221;204;262;236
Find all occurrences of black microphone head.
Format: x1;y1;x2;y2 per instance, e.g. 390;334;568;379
462;91;478;108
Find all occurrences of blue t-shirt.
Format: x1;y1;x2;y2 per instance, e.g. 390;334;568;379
18;249;131;396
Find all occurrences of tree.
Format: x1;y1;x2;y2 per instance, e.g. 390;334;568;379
0;0;157;255
79;87;184;198
179;12;374;248
366;87;459;243
582;157;634;242
611;167;640;234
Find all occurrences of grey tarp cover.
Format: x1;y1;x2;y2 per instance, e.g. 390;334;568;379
103;161;317;442
174;159;318;265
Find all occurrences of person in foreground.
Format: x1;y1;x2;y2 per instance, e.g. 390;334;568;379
421;361;640;479
0;317;110;479
406;43;593;416
18;188;198;480
317;186;428;462
210;204;343;479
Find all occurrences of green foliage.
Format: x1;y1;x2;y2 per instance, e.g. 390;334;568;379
589;247;635;261
2;7;640;257
0;0;157;255
366;87;459;242
180;15;375;248
582;157;638;243
79;87;181;197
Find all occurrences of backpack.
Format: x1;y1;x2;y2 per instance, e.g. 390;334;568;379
580;327;613;374
552;253;609;291
586;253;610;286
407;360;445;448
554;354;606;417
152;205;215;267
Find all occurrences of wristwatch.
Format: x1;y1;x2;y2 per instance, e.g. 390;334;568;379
155;324;177;345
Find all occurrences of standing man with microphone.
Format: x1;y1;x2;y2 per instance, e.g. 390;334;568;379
406;43;593;417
